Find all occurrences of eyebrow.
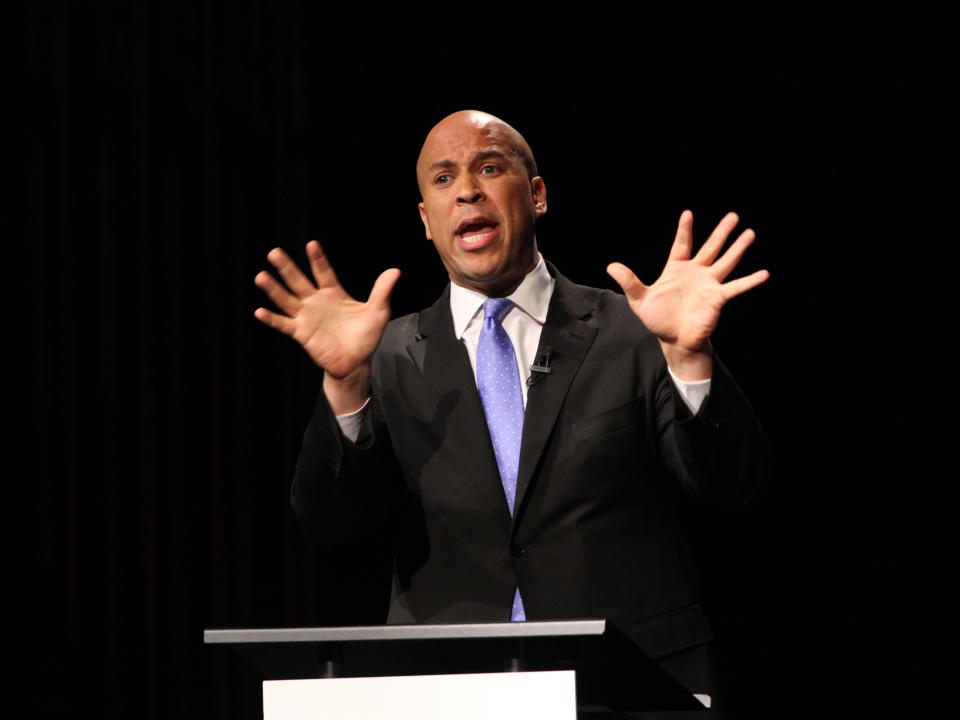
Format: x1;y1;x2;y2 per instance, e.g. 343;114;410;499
428;150;510;172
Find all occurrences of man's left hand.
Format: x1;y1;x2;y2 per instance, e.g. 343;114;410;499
607;210;769;381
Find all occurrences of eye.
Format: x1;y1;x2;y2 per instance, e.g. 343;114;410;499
434;173;452;185
480;164;500;175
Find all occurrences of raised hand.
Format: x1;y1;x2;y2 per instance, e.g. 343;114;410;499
254;241;400;385
606;211;769;381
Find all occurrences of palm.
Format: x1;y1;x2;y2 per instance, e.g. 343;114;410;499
254;242;400;379
631;258;729;352
608;211;769;356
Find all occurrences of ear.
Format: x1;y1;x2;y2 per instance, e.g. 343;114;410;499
418;201;433;240
531;177;547;218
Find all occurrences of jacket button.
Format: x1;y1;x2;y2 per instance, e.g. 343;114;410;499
510;545;525;558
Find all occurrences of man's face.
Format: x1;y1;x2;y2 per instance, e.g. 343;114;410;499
417;113;546;297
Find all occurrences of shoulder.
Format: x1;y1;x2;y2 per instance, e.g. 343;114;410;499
582;285;659;356
573;282;635;318
550;266;655;341
381;312;420;348
378;283;453;352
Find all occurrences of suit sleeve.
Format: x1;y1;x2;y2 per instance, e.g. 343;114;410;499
655;353;772;506
290;383;402;547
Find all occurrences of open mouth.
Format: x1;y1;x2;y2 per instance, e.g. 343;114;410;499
456;217;499;246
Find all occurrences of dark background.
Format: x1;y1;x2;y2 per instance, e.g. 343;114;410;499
14;2;942;717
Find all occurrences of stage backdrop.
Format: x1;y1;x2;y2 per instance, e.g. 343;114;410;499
16;2;938;717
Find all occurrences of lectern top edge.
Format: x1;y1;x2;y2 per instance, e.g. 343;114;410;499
203;619;606;645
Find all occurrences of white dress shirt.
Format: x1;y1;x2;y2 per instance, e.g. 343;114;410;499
336;254;710;442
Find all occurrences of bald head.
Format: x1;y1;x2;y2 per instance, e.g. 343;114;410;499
416;110;538;194
415;109;547;296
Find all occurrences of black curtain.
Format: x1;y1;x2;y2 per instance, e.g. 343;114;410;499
16;2;940;716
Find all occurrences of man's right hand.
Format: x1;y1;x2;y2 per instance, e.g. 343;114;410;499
254;241;400;414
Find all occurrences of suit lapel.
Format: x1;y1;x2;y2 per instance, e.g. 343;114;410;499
407;288;511;523
513;267;598;529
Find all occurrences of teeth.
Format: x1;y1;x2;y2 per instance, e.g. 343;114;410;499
461;229;494;243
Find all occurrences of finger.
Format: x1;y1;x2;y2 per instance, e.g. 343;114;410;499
720;269;770;301
254;270;302;316
694;211;740;265
306;241;342;290
253;306;298;336
606;262;647;302
711;228;756;281
267;247;317;298
367;268;402;309
667;210;695;262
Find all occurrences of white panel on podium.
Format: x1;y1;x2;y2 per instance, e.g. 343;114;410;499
262;670;576;720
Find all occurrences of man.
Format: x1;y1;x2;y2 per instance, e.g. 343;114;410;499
254;110;770;709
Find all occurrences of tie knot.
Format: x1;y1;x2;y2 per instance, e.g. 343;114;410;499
482;298;514;326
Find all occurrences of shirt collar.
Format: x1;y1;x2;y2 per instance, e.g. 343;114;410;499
449;254;554;340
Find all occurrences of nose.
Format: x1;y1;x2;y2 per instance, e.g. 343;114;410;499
456;173;485;204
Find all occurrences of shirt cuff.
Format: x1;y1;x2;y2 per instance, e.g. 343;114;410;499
335;397;371;443
667;367;711;415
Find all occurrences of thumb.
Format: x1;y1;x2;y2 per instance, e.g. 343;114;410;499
368;268;401;309
606;262;646;302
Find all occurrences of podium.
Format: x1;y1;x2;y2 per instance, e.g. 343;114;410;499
204;620;707;718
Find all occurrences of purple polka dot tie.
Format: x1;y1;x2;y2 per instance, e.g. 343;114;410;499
477;298;527;622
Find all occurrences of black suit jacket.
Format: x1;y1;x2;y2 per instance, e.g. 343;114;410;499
292;263;770;660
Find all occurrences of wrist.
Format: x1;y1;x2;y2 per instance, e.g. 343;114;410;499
323;364;371;415
660;340;713;382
